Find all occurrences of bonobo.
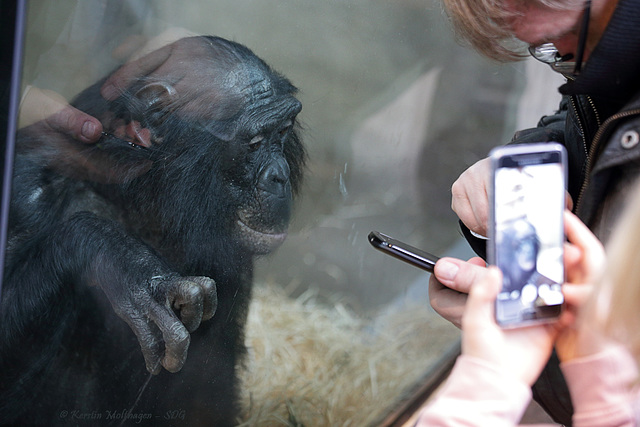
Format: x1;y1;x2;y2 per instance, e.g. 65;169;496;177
0;36;304;426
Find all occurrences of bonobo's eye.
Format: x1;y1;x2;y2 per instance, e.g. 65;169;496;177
279;120;293;137
249;135;264;152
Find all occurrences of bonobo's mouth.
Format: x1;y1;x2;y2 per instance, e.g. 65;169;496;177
236;218;288;255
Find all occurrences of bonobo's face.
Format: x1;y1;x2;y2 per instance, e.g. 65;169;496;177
217;76;303;255
232;99;302;255
101;36;305;257
197;37;304;255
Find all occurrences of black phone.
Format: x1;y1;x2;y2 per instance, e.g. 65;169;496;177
368;231;439;273
488;143;566;328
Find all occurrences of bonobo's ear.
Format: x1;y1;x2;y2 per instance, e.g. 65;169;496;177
103;82;178;150
68;82;179;183
133;82;178;126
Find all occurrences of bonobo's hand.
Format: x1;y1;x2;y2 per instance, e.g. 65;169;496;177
428;256;487;328
108;275;217;374
19;86;103;143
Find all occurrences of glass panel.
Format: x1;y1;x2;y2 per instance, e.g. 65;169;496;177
2;0;563;425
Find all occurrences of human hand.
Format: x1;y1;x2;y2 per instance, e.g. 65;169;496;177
19;86;103;143
429;256;487;328
99;32;230;120
451;157;491;237
451;155;574;237
101;28;198;101
555;211;607;363
111;27;200;64
17;85;152;184
462;266;559;386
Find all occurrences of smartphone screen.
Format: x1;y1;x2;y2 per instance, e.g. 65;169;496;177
489;143;566;328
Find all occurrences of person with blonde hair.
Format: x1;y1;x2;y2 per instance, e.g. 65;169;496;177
417;187;640;425
429;0;640;422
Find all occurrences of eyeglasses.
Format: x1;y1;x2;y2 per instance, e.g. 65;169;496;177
528;0;591;77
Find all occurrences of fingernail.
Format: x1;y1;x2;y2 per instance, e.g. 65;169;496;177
81;121;98;140
437;261;459;281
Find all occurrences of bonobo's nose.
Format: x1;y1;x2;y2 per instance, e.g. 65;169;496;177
257;157;291;196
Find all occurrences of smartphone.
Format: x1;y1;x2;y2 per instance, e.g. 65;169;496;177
368;231;439;273
488;143;567;328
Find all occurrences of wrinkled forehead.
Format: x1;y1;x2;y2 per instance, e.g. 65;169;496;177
175;40;296;122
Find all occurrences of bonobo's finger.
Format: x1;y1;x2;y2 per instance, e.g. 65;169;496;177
170;279;204;333
147;302;190;373
126;315;164;375
184;276;218;321
101;45;173;100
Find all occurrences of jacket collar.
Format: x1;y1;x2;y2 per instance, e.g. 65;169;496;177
560;0;640;116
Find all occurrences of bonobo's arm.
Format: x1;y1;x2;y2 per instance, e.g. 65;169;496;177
3;210;216;374
69;212;217;373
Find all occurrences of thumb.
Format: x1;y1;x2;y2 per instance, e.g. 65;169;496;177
463;267;502;329
49;105;103;143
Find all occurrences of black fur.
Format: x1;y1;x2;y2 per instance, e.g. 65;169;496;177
0;36;304;426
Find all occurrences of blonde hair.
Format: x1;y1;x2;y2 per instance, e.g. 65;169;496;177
588;182;640;358
440;0;587;61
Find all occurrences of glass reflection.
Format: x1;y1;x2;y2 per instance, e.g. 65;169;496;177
0;1;562;425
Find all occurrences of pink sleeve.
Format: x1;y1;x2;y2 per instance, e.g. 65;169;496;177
415;355;533;427
562;345;638;427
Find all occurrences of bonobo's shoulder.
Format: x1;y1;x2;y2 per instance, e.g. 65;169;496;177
11;154;118;228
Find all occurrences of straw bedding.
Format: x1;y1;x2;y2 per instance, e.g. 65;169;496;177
238;284;459;426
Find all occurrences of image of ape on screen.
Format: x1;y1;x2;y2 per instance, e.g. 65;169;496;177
0;36;304;426
497;218;556;298
498;219;542;293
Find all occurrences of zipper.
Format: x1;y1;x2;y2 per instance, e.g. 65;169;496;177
568;95;590;161
574;107;640;214
586;95;602;132
569;93;599;212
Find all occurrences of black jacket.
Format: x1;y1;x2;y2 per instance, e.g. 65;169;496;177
461;0;640;424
